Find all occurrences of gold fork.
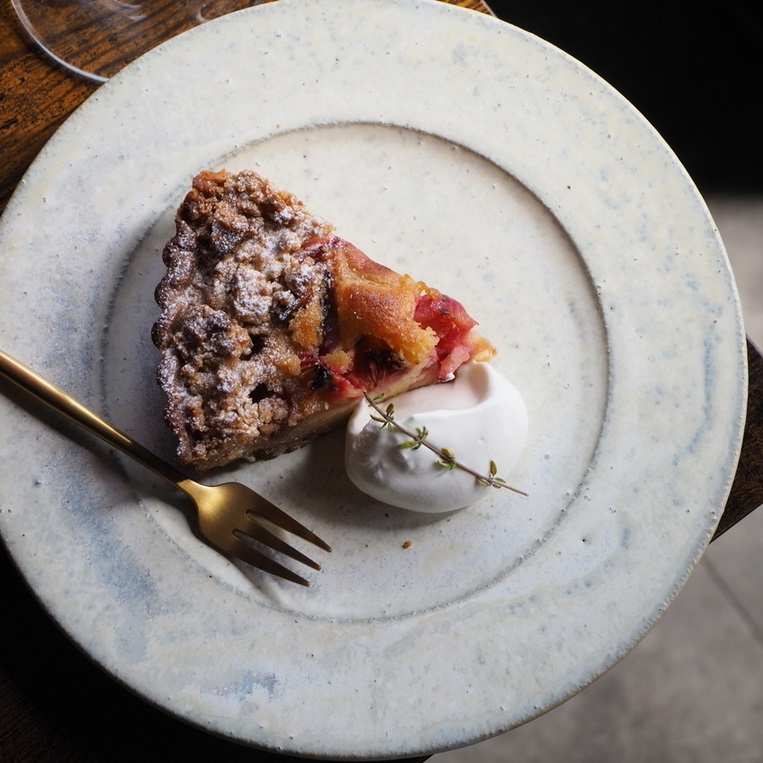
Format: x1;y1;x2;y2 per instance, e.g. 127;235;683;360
0;349;330;586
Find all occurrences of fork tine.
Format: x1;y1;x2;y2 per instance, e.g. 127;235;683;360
225;535;311;586
237;513;321;570
248;498;332;553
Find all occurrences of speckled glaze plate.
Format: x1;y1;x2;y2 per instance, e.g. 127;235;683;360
0;0;747;758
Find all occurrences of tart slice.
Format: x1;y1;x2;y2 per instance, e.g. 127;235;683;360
153;169;495;471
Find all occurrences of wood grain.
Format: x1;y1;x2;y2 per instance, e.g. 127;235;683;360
0;0;491;214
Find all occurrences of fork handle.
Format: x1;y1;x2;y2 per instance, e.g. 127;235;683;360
0;349;188;487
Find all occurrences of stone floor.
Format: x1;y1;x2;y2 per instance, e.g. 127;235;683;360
433;195;763;763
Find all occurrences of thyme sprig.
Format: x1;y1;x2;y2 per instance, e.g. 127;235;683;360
364;393;528;496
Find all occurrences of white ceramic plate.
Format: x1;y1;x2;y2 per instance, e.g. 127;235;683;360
0;0;747;758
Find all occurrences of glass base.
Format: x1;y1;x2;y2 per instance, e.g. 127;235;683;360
12;0;267;82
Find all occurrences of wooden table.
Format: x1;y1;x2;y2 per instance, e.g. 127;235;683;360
1;0;761;760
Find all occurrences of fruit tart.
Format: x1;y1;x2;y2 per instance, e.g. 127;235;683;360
153;169;494;471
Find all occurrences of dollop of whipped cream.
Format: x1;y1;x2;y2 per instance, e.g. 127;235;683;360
345;362;528;512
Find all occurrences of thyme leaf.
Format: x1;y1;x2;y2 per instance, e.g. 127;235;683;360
362;392;528;496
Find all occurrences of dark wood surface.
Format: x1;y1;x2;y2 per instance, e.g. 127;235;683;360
0;2;478;761
0;0;761;761
713;338;763;539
